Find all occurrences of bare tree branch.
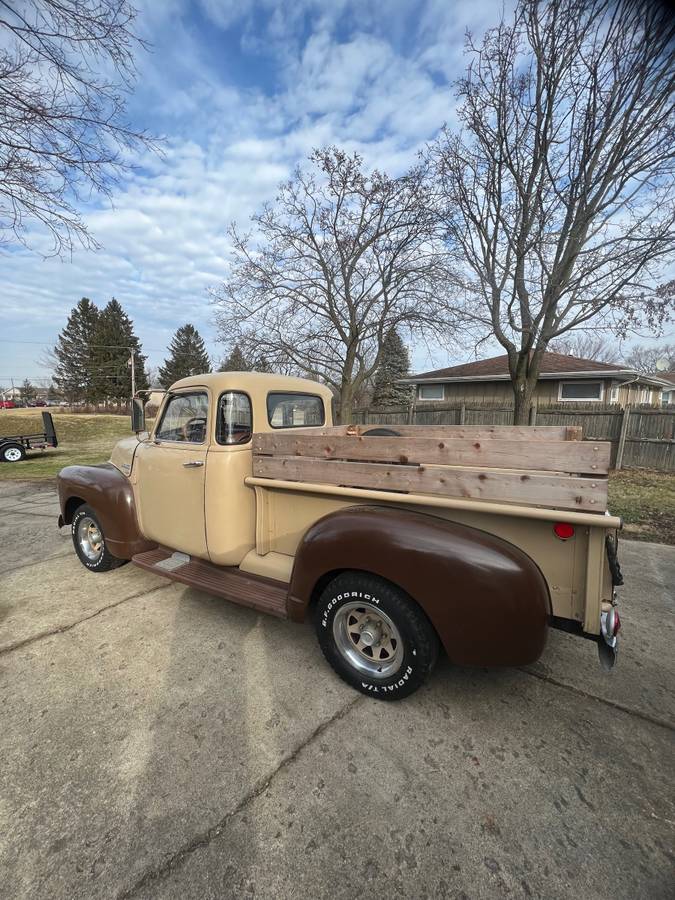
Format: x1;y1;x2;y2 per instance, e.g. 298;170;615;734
0;0;155;255
428;0;675;422
211;147;459;422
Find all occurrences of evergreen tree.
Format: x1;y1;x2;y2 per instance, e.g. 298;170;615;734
19;379;37;404
158;324;211;388
52;297;100;404
371;330;413;408
218;344;251;372
90;298;148;403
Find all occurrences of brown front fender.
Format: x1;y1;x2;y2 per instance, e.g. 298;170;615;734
288;505;551;667
57;463;155;560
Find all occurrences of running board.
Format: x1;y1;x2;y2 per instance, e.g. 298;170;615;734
132;548;289;618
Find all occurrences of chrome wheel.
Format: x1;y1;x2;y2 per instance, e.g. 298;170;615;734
77;516;104;562
3;447;22;462
332;601;403;678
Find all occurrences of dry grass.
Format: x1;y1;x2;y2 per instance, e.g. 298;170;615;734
608;469;675;546
0;409;133;480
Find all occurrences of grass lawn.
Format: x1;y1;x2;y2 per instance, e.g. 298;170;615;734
0;409;133;479
608;469;675;546
2;409;674;544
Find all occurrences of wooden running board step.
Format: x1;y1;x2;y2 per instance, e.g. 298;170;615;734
132;548;289;618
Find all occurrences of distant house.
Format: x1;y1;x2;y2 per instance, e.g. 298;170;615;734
404;352;672;407
661;373;675;406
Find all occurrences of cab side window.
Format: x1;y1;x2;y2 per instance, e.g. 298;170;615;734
155;392;208;443
217;392;252;445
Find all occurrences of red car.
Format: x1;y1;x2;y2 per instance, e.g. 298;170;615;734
0;400;16;409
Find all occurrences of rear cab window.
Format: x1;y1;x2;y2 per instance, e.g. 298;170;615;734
155;392;209;443
267;392;325;428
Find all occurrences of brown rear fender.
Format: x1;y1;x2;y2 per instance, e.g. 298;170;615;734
57;463;155;560
288;505;551;667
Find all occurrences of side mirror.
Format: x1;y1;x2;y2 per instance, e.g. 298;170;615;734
131;397;146;434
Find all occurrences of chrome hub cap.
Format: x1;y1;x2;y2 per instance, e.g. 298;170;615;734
4;448;21;461
333;602;403;679
77;516;103;562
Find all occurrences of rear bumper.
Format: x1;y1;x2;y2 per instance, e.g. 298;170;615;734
598;592;621;670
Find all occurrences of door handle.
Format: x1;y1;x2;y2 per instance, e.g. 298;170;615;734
183;460;204;468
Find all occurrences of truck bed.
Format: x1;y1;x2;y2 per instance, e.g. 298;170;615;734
251;424;611;514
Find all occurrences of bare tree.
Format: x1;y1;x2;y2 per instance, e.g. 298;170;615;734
212;148;456;423
428;0;675;423
0;0;153;255
549;332;621;363
623;342;675;375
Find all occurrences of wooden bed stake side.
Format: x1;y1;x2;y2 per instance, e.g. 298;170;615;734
252;433;610;475
296;424;584;441
251;455;608;513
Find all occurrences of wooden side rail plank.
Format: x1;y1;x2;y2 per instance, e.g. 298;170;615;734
252;433;610;475
352;424;584;441
252;456;608;513
299;424;583;441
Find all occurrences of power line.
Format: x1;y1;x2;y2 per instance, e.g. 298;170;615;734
0;339;165;352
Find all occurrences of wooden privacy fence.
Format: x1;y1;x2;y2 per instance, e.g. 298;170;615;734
252;424;612;513
350;403;675;472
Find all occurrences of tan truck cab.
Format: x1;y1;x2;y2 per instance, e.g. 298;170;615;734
57;372;623;700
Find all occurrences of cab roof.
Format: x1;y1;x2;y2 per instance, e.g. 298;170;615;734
168;371;333;403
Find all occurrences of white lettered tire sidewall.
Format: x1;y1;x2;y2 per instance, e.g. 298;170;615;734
315;572;439;701
71;504;125;572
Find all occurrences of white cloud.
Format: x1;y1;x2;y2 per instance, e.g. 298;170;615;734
1;0;505;384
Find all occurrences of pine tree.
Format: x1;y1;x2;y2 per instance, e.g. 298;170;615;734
90;298;148;403
371;329;413;408
158;324;211;388
19;379;37;404
218;344;251;372
52;297;100;404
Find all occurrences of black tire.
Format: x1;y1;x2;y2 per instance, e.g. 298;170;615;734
362;427;401;437
315;571;439;700
71;504;126;572
0;442;26;463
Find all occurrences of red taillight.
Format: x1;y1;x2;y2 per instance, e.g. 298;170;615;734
612;609;621;636
553;522;575;540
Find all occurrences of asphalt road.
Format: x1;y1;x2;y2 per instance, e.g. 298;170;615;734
0;480;673;900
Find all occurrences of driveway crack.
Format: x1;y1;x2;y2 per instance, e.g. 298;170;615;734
117;694;364;900
520;667;674;732
0;582;174;656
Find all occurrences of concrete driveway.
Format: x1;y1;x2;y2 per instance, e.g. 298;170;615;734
0;480;673;900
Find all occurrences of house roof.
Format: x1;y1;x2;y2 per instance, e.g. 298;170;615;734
406;352;670;387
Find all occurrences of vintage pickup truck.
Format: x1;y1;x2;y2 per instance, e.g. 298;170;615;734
57;372;623;700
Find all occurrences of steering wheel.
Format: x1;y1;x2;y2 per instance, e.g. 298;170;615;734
181;416;206;442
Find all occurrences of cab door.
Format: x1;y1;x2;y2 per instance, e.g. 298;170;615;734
134;389;210;558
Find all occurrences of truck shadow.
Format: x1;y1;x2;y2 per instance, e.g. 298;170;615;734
112;582;353;897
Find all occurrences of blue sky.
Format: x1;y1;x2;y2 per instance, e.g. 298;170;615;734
1;0;508;387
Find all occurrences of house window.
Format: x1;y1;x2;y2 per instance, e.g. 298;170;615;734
558;381;603;402
639;388;651;404
609;384;619;403
418;384;444;401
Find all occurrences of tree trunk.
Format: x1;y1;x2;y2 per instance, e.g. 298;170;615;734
512;384;534;425
337;382;354;424
510;351;540;425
